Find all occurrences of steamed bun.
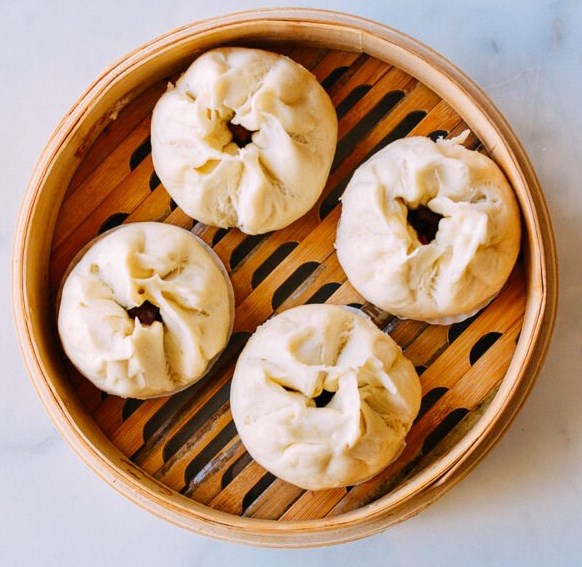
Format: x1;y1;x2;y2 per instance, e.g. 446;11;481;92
336;135;521;324
57;222;234;399
151;47;338;235
230;304;421;490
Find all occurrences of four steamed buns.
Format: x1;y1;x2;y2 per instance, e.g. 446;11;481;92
57;47;522;490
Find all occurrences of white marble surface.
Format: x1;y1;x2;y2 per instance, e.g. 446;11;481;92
2;1;581;565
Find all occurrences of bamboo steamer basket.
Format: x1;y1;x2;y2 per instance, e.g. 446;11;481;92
12;9;557;547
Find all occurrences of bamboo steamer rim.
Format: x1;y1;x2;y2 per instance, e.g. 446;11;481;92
12;8;557;547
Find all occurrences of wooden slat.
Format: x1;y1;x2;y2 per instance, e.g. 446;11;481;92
279;487;347;521
244;479;304;519
110;349;238;460
66;80;169;195
310;49;360;83
208;460;269;515
155;406;233;491
185;436;247;504
50;154;155;289
53;116;152;247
